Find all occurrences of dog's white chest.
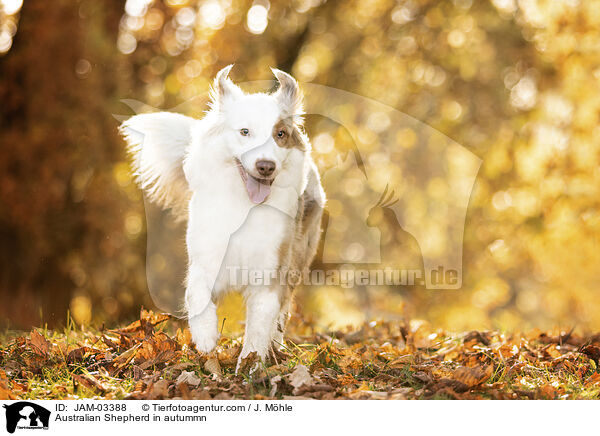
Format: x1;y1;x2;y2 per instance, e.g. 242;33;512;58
186;172;293;294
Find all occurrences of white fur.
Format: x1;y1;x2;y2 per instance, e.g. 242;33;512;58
120;112;194;218
121;66;325;370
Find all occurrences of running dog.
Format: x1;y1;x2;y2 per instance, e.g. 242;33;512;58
120;65;325;369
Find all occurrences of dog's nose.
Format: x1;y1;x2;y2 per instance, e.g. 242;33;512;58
256;160;276;177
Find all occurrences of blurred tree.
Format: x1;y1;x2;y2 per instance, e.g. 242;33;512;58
0;0;152;328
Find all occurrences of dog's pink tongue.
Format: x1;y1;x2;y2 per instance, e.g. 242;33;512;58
245;175;271;204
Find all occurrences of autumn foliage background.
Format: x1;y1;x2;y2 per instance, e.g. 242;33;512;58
1;0;600;337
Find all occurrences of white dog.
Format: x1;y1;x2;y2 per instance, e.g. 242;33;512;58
120;65;325;369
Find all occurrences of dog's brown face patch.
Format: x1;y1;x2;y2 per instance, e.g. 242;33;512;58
272;119;306;150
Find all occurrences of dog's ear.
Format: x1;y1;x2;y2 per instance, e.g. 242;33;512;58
210;64;244;111
272;68;304;121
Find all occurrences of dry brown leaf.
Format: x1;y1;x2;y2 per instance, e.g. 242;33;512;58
217;346;239;367
412;371;433;384
338;354;362;374
0;371;15;400
2;360;20;377
67;347;100;363
538;384;558;399
581;345;600;365
176;370;202;387
191;388;212;400
289;364;313;391
138;350;177;370
113;343;141;366
30;330;50;356
452;365;493;388
176;381;191;400
348;390;389;400
112;311;171;334
146;379;171;399
269;375;282;397
584;372;600;387
101;335;119;350
204;358;222;377
72;373;107;393
175;328;192;347
236;351;258;373
294;384;334;397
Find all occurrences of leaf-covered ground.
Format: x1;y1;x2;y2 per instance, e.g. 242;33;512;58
1;309;599;400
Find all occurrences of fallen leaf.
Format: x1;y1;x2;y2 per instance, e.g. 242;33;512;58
294;384;334;396
581;345;600;365
236;351;258;373
463;331;492;346
72;373;107;393
412;371;433;384
269;375;282;397
584;372;600;388
204;358;222;377
338;354;362;374
146;379;171;399
111;310;171;334
0;371;15;400
348;390;388;400
67;347;100;363
175;328;192;347
452;365;493;388
30;330;50;356
2;360;20;377
176;370;202;387
217;346;239;367
112;343;142;370
289;365;313;390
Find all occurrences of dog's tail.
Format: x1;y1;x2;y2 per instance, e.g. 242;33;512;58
120;112;195;219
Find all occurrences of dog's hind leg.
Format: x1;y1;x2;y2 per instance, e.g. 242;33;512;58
271;293;291;350
186;266;219;353
237;287;282;371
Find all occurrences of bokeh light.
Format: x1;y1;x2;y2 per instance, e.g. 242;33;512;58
246;4;268;35
1;0;22;15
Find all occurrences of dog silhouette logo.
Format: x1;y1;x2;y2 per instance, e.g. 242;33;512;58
3;402;50;433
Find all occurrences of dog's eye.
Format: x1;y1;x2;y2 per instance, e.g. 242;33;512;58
240;128;250;136
277;130;285;138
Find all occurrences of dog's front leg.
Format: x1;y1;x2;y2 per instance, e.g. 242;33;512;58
237;287;282;371
186;265;219;353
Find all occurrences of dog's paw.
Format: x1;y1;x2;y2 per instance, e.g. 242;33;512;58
189;316;219;354
193;334;218;354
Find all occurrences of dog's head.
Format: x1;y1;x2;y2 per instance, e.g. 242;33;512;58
209;65;307;204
